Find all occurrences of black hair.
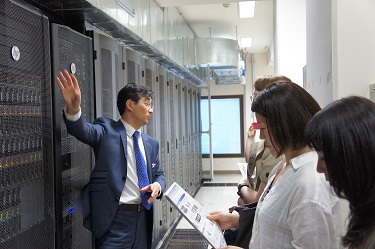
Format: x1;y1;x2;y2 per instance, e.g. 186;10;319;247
305;96;375;248
251;82;321;157
116;83;153;116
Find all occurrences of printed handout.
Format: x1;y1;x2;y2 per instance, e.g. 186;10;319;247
164;182;227;248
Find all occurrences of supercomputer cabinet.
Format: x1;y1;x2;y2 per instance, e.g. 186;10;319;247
162;68;178;230
173;76;184;189
187;84;202;195
184;84;193;195
92;31;124;120
144;58;158;138
0;1;54;248
181;80;190;194
155;65;171;238
166;72;176;186
51;23;95;249
197;88;203;187
193;86;203;190
144;58;165;248
166;71;180;221
125;48;144;86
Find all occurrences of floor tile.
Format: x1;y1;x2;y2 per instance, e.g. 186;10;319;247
176;173;241;229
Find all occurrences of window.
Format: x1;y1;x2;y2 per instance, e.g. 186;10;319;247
201;95;244;157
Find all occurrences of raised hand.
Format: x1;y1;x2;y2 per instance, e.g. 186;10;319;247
247;125;256;139
56;69;81;115
245;124;257;162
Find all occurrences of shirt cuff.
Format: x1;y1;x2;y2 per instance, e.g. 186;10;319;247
63;107;81;122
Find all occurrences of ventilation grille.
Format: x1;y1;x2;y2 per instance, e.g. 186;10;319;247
212;68;244;85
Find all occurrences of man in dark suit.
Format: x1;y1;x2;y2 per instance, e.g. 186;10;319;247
56;69;166;249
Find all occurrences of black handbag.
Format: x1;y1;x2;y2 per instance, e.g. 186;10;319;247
223;201;257;249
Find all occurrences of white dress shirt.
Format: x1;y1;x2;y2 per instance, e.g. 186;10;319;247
119;120;144;204
249;151;341;249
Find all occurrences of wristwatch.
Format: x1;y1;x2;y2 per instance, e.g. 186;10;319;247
237;183;250;197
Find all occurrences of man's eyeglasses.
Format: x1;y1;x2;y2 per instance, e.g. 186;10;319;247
142;102;154;110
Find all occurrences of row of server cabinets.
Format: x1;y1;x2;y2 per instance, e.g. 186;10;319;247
93;32;203;248
0;0;203;248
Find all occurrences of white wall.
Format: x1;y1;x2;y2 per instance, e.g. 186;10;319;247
202;52;273;173
334;0;375;100
306;0;375;106
274;0;306;85
305;1;375;243
305;0;333;107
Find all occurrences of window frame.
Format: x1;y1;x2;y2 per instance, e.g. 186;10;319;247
201;95;244;158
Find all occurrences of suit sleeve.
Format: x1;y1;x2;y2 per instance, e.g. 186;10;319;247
152;142;166;199
63;113;106;147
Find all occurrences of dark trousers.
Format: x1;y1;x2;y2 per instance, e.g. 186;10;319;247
95;208;149;249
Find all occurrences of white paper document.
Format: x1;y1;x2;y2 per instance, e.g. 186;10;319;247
164;182;227;248
237;162;248;178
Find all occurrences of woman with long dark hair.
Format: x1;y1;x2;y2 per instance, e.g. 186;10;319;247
305;96;375;249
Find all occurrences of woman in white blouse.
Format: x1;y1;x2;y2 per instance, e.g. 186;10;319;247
208;82;341;249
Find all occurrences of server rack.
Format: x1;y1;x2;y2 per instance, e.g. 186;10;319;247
165;72;176;187
0;1;54;248
167;72;180;223
92;31;123;120
144;58;157;138
174;76;183;189
191;87;197;191
51;23;95;249
186;85;195;195
126;48;144;86
144;58;164;248
160;68;175;230
193;87;202;190
185;84;202;195
181;80;190;194
156;65;171;241
197;90;203;187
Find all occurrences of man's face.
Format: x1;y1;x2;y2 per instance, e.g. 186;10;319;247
132;97;153;127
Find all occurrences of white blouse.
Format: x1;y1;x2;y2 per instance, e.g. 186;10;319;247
249;151;341;249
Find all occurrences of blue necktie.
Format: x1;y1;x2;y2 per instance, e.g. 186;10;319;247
133;131;152;210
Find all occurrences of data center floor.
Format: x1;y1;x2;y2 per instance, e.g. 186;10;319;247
164;173;241;249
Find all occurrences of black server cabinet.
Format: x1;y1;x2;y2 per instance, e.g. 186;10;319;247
0;0;54;248
51;23;95;249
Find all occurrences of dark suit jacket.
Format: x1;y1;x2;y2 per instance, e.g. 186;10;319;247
63;115;166;241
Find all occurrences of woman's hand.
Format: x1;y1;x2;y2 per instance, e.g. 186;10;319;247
247;125;256;139
206;211;240;230
245;124;257;162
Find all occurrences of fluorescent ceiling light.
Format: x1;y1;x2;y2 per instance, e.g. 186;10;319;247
241;37;253;48
239;1;255;18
